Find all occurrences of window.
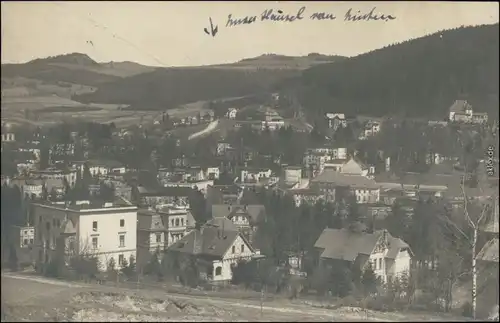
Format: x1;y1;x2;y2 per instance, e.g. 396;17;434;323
241;244;244;252
120;219;125;227
175;218;179;226
119;234;125;247
92;221;98;231
171;219;174;227
118;254;124;266
181;218;184;226
156;234;162;243
23;239;28;246
215;266;222;276
92;237;98;249
24;230;28;235
29;239;34;245
378;258;382;270
232;246;235;254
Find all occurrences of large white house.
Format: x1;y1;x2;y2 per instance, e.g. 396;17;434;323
310;168;380;204
448;100;488;124
32;197;138;271
314;228;413;284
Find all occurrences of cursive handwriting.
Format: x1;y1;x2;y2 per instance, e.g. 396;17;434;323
310;12;336;20
222;6;396;31
344;7;396;22
261;6;306;22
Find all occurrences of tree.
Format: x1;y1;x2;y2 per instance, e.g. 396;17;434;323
331;264;353;297
144;248;162;279
434;134;495;319
231;260;257;288
361;263;378;297
69;239;101;281
309;264;332;296
7;246;18;272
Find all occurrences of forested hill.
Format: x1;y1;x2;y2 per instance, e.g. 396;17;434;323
284;24;499;120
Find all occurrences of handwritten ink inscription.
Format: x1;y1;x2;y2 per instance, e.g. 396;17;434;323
224;6;395;29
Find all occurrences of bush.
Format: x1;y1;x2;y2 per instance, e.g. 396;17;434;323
365;295;393;312
461;301;473;318
338;295;360;308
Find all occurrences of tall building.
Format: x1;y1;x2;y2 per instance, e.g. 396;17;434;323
32;197;138;271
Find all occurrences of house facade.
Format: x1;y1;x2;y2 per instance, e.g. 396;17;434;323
136;206;195;270
310;169;380;204
314;228;413;284
32;198;138;271
448;100;489;124
240;168;272;183
167;226;260;282
325;113;347;130
30;168;78;188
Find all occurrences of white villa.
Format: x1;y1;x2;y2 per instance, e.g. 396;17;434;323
32;197;138;271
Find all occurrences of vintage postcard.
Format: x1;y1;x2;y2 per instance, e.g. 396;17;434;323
1;1;499;322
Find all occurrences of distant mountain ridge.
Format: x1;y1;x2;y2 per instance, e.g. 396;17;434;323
284;24;499;120
29;52;99;66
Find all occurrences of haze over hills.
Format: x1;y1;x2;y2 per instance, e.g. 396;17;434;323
282;23;499;120
1;52;345;109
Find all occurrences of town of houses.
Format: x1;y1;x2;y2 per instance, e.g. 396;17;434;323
1;97;499;318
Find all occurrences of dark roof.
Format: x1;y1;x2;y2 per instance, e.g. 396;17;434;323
449;100;472;113
87;159;123;169
211;204;266;223
137;209;165;231
168;227;240;258
138;186;192;197
326;159;347;165
312;170;379;189
314;228;411;262
206;217;238;232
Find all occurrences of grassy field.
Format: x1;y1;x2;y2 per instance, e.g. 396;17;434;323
0;94;212;128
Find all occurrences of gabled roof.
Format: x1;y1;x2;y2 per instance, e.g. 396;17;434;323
449;100;472;113
206;217;238;232
312;170;379;189
314;228;412;262
87;159;123;169
61;218;76;235
477;238;499;263
137;209;165;231
211;204;266;224
168;227;241;258
138;186;192;197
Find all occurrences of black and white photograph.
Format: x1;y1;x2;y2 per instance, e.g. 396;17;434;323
1;1;499;321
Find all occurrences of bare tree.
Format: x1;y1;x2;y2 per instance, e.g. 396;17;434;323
437;177;493;318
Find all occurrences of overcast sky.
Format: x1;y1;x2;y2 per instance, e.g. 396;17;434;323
1;1;498;67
